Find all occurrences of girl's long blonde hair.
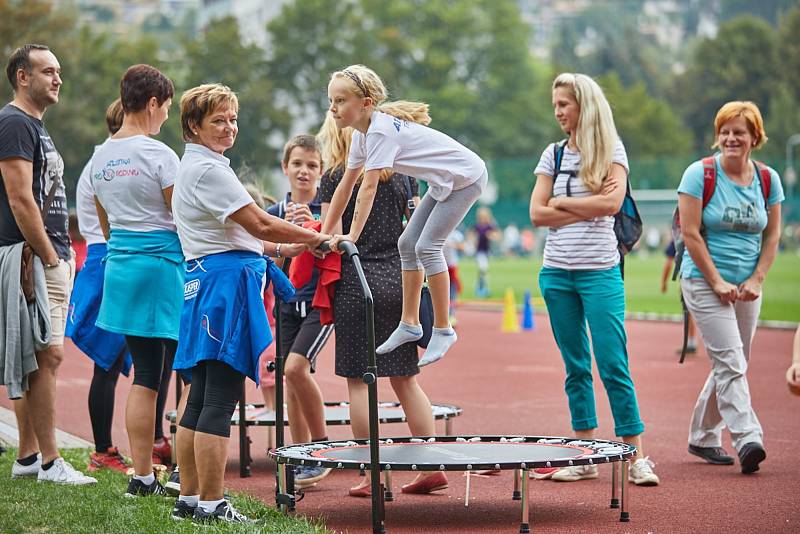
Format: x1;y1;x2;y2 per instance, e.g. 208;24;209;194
331;64;432;126
317;112;391;182
553;73;619;193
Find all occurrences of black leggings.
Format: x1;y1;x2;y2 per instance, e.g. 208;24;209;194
179;360;244;438
88;343;175;452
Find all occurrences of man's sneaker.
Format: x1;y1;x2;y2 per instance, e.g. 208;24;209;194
11;454;41;478
529;467;559;479
124;476;167;497
88;447;131;473
152;437;172;467
193;500;252;524
629;457;660;486
688;444;734;465
294;465;332;488
165;466;181;496
37;458;97;485
551;464;599;482
738;442;766;474
171;499;197;520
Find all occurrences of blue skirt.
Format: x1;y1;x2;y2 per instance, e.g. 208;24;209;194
173;250;273;384
65;244;132;375
96;230;185;341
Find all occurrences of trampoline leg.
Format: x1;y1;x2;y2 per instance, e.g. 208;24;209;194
512;469;521;500
620;460;630;522
277;464;287;512
384;471;394;502
610;461;620;508
519;468;531;533
445;417;453;436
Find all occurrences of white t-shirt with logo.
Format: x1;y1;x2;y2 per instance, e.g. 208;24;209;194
347;111;486;202
76;145;105;245
91;135;179;232
533;139;629;270
172;143;262;260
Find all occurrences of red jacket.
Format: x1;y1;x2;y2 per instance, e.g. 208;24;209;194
288;221;341;325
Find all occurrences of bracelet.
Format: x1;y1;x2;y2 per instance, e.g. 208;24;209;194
276;243;282;258
43;258;61;269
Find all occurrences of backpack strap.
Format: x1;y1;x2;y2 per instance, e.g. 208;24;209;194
701;156;716;208
754;161;771;209
553;140;568;177
401;174;416;216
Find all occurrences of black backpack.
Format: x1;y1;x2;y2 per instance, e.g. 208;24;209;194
553;140;643;277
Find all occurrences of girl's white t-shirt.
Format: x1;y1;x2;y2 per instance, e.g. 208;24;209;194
172;143;261;260
533;139;629;270
347;110;486;201
91;135;179;232
76;144;105;245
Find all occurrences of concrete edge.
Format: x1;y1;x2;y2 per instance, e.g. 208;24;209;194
0;406;93;449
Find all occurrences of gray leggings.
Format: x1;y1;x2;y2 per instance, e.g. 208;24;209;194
399;172;486;275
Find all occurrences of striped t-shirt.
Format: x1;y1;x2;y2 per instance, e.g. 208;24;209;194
533;139;629;270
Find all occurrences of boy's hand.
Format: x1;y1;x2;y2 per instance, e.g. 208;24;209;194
287;202;313;225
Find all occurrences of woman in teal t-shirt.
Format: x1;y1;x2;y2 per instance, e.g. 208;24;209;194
677;101;784;475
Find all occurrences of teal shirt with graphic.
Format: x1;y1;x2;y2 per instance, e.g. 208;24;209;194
678;155;784;284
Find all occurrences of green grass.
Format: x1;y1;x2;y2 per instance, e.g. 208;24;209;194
0;449;326;534
456;252;800;322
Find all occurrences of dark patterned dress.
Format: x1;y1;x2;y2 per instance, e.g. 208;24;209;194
319;169;420;378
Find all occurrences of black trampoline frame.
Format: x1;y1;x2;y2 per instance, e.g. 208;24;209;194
271;242;637;533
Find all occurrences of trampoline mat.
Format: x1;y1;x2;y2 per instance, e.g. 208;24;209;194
166;402;461;427
273;436;635;471
316;442;593;464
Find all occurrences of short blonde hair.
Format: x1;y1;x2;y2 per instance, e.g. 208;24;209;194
180;83;239;142
712;101;768;150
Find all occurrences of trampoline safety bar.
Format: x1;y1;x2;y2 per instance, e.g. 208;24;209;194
272;435;637;532
269;240;637;533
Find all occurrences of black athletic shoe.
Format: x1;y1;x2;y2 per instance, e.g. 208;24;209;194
738;442;766;474
124;477;167;497
165;467;180;496
193;500;251;524
688;444;735;465
171;499;197;520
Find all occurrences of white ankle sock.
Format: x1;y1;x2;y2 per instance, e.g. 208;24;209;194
134;473;155;485
376;322;423;354
179;494;199;506
199;498;225;513
418;327;457;367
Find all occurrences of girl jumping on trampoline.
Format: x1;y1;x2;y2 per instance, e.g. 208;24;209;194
318;112;448;497
325;64;487;367
530;73;659;485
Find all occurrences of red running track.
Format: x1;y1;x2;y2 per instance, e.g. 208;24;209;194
2;309;798;533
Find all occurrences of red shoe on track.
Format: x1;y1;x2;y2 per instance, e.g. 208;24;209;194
152;437;172;467
87;447;131;474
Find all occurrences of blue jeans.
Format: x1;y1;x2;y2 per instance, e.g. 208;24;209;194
539;265;644;437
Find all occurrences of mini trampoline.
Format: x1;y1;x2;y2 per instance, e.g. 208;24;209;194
165;401;461;477
271;241;637;533
272;435;636;532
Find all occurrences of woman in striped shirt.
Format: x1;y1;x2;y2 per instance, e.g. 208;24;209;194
529;73;659;486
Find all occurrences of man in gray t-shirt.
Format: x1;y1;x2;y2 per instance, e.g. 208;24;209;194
0;44;95;485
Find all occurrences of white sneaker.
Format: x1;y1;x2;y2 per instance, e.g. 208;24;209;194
11;454;41;478
629;457;659;486
37;458;98;485
551;464;599;482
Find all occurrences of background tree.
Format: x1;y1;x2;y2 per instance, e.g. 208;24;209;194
670;15;778;152
182;16;291;180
